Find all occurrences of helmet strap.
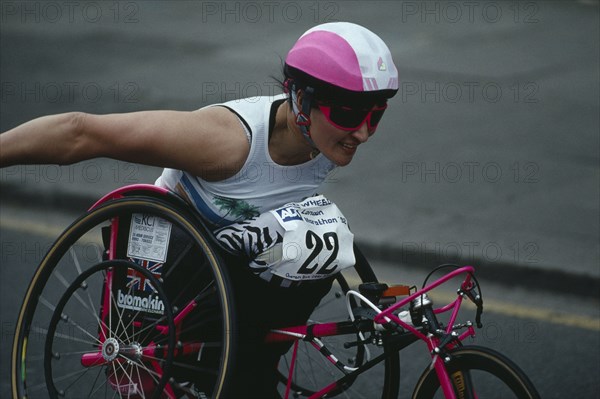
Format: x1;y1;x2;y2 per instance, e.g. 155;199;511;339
290;85;317;148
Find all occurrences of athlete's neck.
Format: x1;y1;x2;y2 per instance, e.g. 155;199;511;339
269;102;315;165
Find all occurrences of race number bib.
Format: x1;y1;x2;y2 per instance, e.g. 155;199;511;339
269;195;355;281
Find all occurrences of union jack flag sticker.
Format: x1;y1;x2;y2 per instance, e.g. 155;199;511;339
126;258;163;293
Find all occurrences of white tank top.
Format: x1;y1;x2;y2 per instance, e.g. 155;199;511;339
155;95;337;228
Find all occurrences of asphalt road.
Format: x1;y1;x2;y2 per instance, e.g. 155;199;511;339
1;0;599;280
1;1;599;397
1;204;598;398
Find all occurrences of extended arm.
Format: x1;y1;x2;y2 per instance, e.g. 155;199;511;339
0;107;250;180
0;113;87;166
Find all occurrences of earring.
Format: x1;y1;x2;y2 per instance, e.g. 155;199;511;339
295;111;311;127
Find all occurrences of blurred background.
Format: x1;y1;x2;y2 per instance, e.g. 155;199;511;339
1;1;599;397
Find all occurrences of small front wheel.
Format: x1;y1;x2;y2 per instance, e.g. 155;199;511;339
412;345;540;399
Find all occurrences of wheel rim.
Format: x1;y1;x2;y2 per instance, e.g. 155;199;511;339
413;346;539;399
44;260;175;399
12;199;235;399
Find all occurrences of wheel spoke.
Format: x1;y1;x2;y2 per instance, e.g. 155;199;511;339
108;283;134;341
114;360;136;393
14;201;235;399
54;270;95;315
33;325;97;346
51;367;99;386
57;311;103;346
70;247;108;334
110;362;120;397
133;314;170;345
57;364;94;395
133;362;148;399
119;354;162;385
87;365;107;398
52;348;102;358
39;295;57;312
119;288;149;339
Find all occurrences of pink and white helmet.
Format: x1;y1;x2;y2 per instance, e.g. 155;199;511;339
285;22;399;100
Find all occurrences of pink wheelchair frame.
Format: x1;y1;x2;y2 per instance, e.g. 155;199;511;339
265;267;479;399
75;184;489;399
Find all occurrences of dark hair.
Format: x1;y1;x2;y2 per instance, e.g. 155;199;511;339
283;64;397;107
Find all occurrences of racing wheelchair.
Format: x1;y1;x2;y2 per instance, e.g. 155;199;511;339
11;185;540;398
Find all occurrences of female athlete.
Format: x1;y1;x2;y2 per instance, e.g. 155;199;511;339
0;22;399;398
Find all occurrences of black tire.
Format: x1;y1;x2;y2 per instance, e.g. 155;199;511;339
412;346;540;399
277;258;401;398
12;197;236;399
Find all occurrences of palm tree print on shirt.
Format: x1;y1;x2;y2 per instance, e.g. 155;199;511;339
213;195;261;220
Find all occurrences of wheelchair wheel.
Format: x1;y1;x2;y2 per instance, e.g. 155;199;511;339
412;346;540;399
12;197;236;399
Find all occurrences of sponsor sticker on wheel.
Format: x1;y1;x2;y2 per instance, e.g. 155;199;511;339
114;213;173;315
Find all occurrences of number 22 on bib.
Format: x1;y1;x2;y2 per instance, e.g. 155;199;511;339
270;195;355;281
